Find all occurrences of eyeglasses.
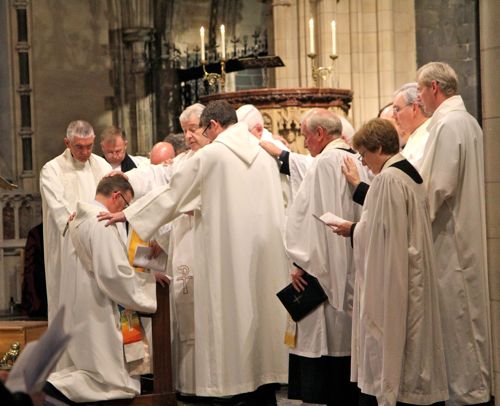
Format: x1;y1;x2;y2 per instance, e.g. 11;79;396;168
201;122;212;138
393;104;411;114
118;192;130;208
357;150;366;162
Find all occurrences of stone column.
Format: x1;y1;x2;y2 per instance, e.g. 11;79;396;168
480;1;500;401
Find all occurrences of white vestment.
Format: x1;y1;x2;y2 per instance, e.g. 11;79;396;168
124;122;289;396
401;118;430;169
419;95;491;405
40;149;111;321
285;139;366;357
352;154;448;406
288;153;313;198
48;201;157;402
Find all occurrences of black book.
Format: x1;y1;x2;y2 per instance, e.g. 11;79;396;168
276;272;328;322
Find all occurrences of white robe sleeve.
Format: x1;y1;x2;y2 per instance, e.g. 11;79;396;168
127;163;174;200
40;163;72;234
124;154;202;242
90;222;157;313
420;124;461;221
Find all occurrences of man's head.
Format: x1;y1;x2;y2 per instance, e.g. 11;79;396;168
300;109;342;157
378;102;409;147
179;103;209;152
164;133;188;155
339;116;356;146
64;120;95;163
352;118;399;174
100;126;127;166
95;176;134;213
149;141;175;164
199;100;238;142
236;104;264;139
416;61;458;115
392;82;430;135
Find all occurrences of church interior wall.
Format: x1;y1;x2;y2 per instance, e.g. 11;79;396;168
480;0;500;400
0;2;498;398
0;2;15;182
31;0;113;176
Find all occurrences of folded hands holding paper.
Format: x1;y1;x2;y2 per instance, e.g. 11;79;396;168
313;211;354;237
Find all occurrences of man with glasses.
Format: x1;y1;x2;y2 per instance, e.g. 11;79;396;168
99;100;290;405
40;120;111;323
392;82;431;169
45;176;168;403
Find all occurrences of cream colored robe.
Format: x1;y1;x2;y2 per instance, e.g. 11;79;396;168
124;122;289;396
47;201;157;402
40;149;111;321
285;139;366;357
419;95;492;405
401;118;430;169
352;154;448;406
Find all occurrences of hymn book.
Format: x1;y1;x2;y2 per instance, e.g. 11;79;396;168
312;211;346;228
276;272;328;322
133;245;168;273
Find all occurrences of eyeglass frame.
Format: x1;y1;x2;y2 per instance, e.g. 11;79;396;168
117;191;130;208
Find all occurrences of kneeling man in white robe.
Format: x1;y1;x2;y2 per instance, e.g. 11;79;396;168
46;176;168;403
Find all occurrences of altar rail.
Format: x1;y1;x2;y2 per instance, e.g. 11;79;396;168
0;191;41;311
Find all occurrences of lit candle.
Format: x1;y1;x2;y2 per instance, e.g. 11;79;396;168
200;26;205;62
220;24;226;60
331;20;337;55
309;18;315;54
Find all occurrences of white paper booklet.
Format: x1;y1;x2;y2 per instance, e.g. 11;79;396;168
133;245;168;272
6;306;72;394
313;211;347;227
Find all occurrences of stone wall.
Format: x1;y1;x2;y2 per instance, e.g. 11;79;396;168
415;0;480;120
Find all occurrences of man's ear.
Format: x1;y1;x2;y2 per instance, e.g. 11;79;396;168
64;138;70;148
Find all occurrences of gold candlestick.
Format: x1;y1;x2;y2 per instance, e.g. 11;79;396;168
202;59;226;91
307;53;338;87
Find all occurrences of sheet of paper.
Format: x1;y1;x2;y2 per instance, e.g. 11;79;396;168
313;211;346;227
6;306;72;394
133;245;168;273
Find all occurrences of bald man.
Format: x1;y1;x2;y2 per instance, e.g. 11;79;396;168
149;142;175;165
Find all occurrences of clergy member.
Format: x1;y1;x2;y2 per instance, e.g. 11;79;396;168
392;82;431;168
40;120;111;322
99;100;289;405
100;125;149;171
334;118;448;406
417;61;492;406
285;109;366;405
45;176;167;403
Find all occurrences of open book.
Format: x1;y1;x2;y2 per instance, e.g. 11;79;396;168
133;245;168;273
5;306;72;394
312;211;346;228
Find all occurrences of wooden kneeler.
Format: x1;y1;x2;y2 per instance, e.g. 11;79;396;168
100;284;177;405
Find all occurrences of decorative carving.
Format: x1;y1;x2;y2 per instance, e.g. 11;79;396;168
0;342;21;369
200;88;352;153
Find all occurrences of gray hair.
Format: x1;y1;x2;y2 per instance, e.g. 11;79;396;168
66;120;95;140
179;103;205;124
394;82;429;116
302;108;342;137
164;132;188;155
416;61;458;97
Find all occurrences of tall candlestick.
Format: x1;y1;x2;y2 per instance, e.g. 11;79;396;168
220;24;226;59
331;20;337;55
309;18;315;54
200;26;205;62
